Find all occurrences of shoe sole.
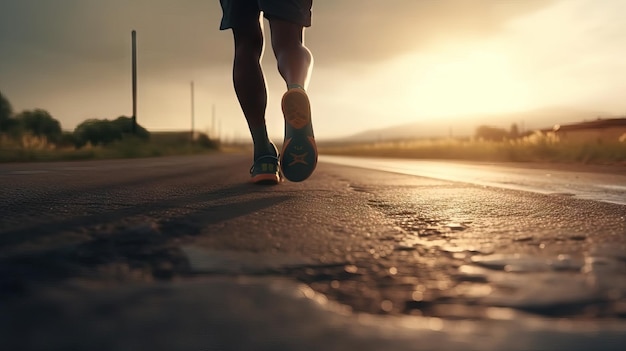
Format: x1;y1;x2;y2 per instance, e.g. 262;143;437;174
251;173;280;185
279;89;317;182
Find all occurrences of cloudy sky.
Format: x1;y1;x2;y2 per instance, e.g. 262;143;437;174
1;0;625;140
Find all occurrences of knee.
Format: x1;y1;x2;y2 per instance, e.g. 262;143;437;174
234;29;264;59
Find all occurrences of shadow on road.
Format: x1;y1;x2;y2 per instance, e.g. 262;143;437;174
0;182;294;296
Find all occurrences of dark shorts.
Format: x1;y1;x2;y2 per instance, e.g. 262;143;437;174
219;0;312;30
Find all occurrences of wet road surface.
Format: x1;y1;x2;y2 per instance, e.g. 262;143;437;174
1;154;625;350
321;156;626;205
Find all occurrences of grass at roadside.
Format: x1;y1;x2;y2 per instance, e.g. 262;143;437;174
4;131;625;166
319;136;626;165
0;137;220;163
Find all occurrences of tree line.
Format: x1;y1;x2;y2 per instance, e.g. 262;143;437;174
1;89;527;147
0;91;149;148
474;123;529;141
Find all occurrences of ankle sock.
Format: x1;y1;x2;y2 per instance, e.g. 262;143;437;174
287;83;305;90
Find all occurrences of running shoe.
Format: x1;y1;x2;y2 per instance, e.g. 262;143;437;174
250;154;280;185
279;88;317;182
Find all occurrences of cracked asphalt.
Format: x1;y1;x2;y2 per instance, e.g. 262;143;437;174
1;154;625;350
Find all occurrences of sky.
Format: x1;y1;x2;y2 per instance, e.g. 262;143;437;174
1;0;625;141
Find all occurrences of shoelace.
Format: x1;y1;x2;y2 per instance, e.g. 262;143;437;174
249;155;279;174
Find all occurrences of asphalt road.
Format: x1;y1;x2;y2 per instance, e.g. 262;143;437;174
1;154;625;351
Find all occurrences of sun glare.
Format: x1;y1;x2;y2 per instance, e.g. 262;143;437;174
403;50;531;118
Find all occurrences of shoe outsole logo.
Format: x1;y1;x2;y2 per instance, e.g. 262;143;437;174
288;152;309;166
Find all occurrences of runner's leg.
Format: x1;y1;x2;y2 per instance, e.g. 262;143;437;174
267;16;317;181
268;18;313;90
233;21;278;158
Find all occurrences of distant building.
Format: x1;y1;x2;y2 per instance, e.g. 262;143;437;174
540;117;626;143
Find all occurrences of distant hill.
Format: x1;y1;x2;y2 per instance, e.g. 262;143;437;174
340;107;611;142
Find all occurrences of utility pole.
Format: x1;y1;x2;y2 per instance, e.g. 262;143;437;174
211;104;216;139
131;30;137;134
190;81;195;142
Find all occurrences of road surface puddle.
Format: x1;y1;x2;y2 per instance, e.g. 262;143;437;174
456;249;626;317
182;246;345;275
470;253;583;272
